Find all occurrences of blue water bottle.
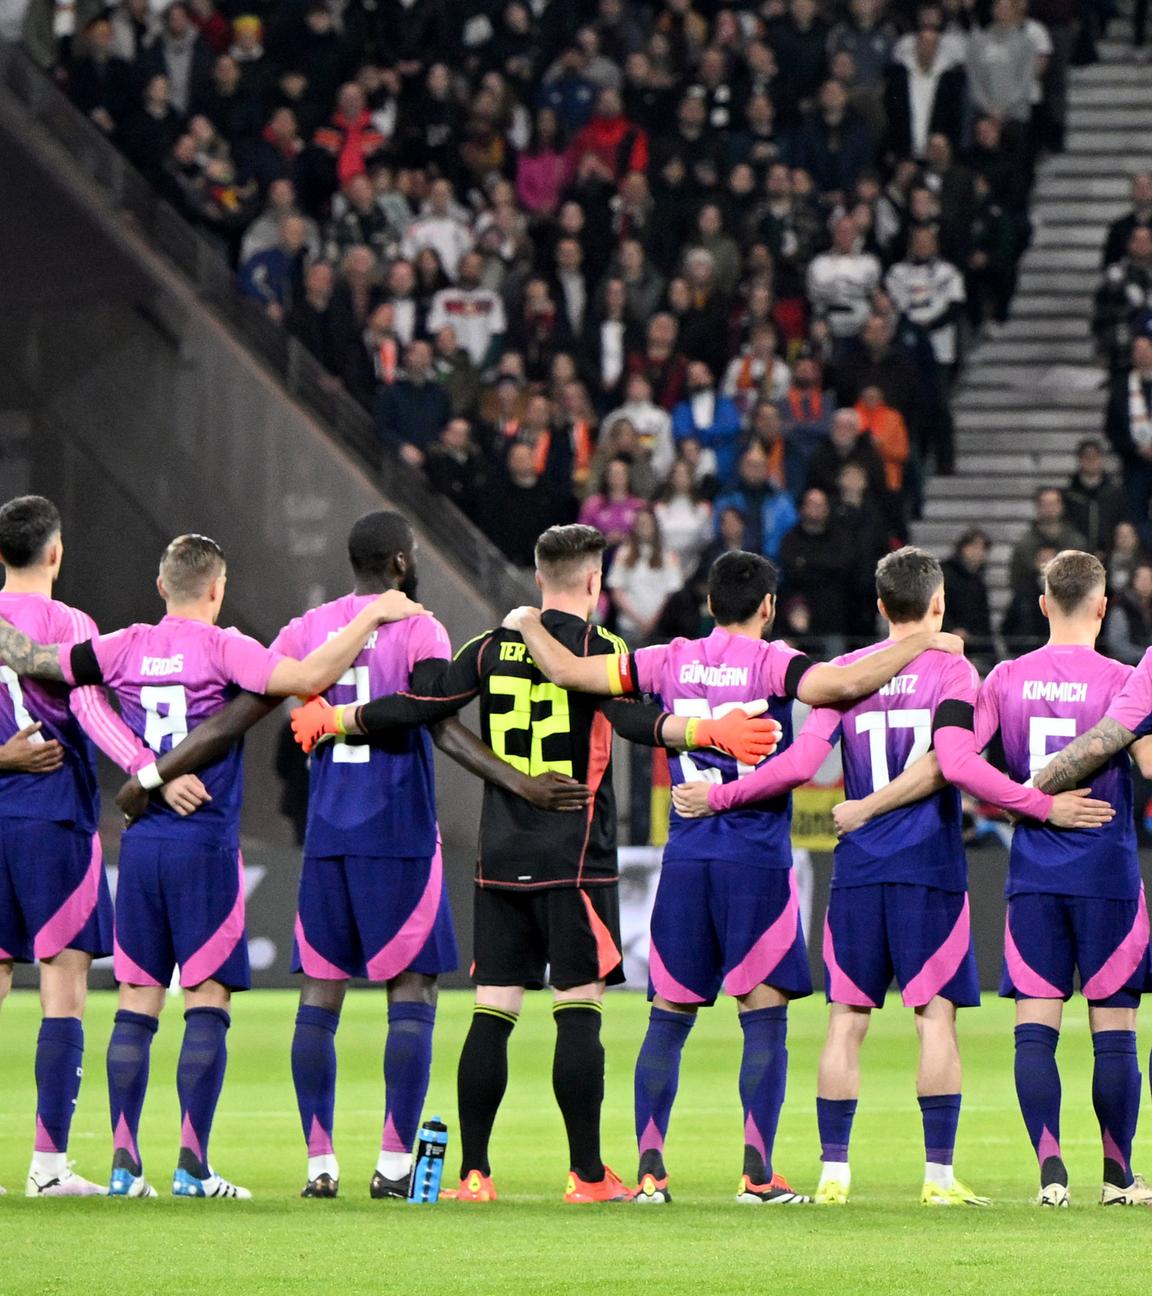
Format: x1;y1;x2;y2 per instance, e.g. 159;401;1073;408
407;1116;448;1203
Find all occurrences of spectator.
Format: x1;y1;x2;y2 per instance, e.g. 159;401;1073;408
627;311;688;411
722;323;792;421
828;0;897;91
965;172;1032;329
324;173;395;263
615;238;666;323
787;79;874;204
236;213;308;320
603;373;676;482
1103;172;1152;269
807;406;888;501
426;251;507;368
1105;335;1152;540
343;301;401;410
578;457;646;548
1002;544;1059;656
480;441;572;568
555;380;598;495
432;325;482;419
941;527;994;658
777;350;837;475
687;203;742;299
713;444;798;562
309;81;388;192
1108;521;1148;592
655;459;714;574
286;261;342;374
120;73;186;182
671;361;744;485
240;179;320;264
832;311;920;437
669;256;731;377
1104;562;1152;665
570;86;648;179
582;277;637;410
67;14;135;133
1008;487;1088;596
779;487;850;655
806;215;882;347
192;52;262;147
883;8;967;160
854;384;910;494
1062;438;1126;558
424;417;488;522
832;461;889;641
509;277;573;382
402;177;474;281
966;0;1036;139
607;508;683;644
146;1;213;117
551;237;591;340
770;0;831;116
885;224;966;374
587;416;655;499
374;340;452;466
1093;227;1152;371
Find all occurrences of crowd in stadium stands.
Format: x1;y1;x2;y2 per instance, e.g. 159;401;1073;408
14;0;1152;658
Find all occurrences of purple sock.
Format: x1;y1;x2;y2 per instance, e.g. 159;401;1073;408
919;1093;961;1167
1093;1030;1140;1189
381;1002;436;1157
634;1007;695;1177
1014;1023;1064;1182
35;1017;84;1156
107;1010;158;1175
291;1005;339;1159
738;1006;788;1183
177;1007;230;1178
816;1097;857;1164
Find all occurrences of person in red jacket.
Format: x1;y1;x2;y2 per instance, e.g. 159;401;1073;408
570;88;648;181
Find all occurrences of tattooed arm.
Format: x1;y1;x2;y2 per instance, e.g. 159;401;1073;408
0;618;66;681
1032;716;1136;794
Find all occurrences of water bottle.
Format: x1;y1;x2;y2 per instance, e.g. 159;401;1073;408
407;1117;448;1203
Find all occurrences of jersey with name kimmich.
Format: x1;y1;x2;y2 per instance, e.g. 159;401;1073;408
807;643;973;891
273;596;450;860
65;615;283;846
978;645;1137;900
624;629;814;866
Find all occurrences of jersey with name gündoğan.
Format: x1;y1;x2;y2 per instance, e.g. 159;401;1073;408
807;642;973;891
66;615;283;847
978;645;1137;900
272;595;450;859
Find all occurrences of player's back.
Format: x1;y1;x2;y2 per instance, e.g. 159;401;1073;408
831;641;969;891
636;627;801;865
985;644;1136;899
274;595;450;859
0;591;100;831
77;615;273;845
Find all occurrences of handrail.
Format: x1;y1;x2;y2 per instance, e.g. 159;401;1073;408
0;40;535;614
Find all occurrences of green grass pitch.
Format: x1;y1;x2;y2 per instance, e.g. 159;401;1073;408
1;988;1150;1295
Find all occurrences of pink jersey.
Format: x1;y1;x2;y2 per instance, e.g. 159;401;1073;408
979;645;1137;899
1106;646;1152;737
64;614;284;846
0;591;146;832
631;628;812;864
273;596;451;858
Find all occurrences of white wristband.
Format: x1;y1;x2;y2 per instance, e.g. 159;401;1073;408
137;762;163;791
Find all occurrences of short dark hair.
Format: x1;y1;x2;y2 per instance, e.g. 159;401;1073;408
0;495;62;568
159;534;226;602
707;551;778;625
1076;437;1104;457
956;527;990;551
534;524;606;588
1044;549;1106;614
875;546;944;623
347;510;413;581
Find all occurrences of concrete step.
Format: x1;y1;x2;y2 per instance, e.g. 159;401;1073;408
923;496;1041;522
1044;152;1151;176
1016;269;1098;293
998;316;1090;339
930;474;1070;497
914;519;1030;547
1012;294;1103;316
1034;222;1121;249
955;431;1099;454
948;452;1079;474
1066;131;1152;154
1077;57;1148;79
955;407;1101;431
1024;246;1105;271
1035;176;1131;201
1066;107;1152;128
954;385;1104;409
1036;201;1129;224
978;341;1096;362
1070;83;1152;105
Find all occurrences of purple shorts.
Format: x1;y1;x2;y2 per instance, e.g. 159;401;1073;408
823;883;979;1009
1001;890;1150;1009
114;835;250;991
0;818;110;963
647;858;811;1006
292;844;457;983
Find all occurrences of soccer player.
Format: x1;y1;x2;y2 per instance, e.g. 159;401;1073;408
0;533;422;1199
849;551;1152;1206
291;525;781;1203
114;511;591;1200
500;549;983;1206
672;548;1114;1206
0;496;210;1197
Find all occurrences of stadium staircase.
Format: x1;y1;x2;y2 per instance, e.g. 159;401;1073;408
914;19;1152;620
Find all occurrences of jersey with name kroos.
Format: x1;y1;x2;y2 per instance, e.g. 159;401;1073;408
978;645;1137;900
273;596;451;859
630;628;813;865
806;642;972;891
65;615;284;846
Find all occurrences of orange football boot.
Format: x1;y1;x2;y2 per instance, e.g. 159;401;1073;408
563;1166;634;1203
442;1169;498;1202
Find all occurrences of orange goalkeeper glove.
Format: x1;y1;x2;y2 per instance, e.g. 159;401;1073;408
685;702;782;765
290;696;348;754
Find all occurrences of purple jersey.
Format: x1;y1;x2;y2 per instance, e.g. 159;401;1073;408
273;596;451;858
0;592;144;832
65;615;283;847
632;629;812;864
809;643;972;891
978;645;1137;900
1106;646;1152;738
